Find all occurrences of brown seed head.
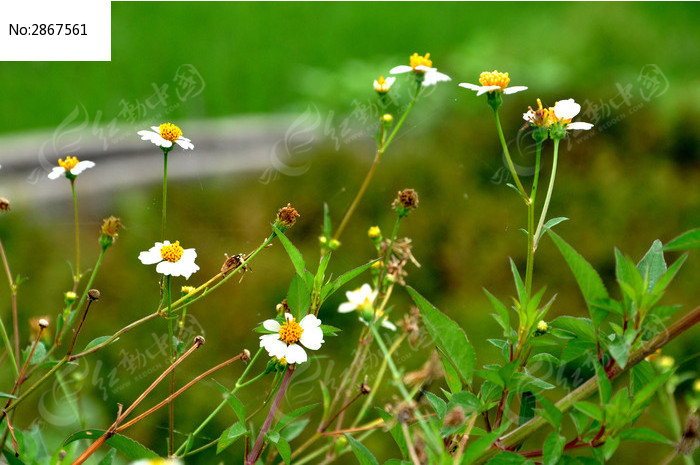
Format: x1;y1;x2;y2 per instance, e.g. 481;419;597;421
359;383;371;395
100;216;124;238
242;349;251;362
396;189;418;209
194;335;205;346
679;412;699;455
0;197;10;213
87;289;100;301
276;203;300;229
443;407;466;428
38;318;50;329
276;298;290;315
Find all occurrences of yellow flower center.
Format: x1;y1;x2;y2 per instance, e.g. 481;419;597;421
58;156;79;171
478;70;511;90
160;241;184;262
409;53;432;72
528;98;557;127
159;123;183;142
374;75;390;93
279;317;304;344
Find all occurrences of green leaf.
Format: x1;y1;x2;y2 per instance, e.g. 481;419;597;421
549;232;609;325
322;203;332;239
663;228;700;251
274;437;291;464
407;286;476;385
0;392;17;399
448;390;481;414
630;361;654;396
83;336;118;352
592;360;611;404
97;449;117;465
542;217;569;232
23;341;46;365
286;274;311;320
484;288;512;339
375;408;408;458
534;393;563;431
636;240;666;292
273;225;306;276
461;427;508;464
320;324;341;336
542;432;566;465
551;316;596;343
344;433;379;465
618;427;673;444
441;351;463;393
216;422;247;454
274;404;318;432
572;402;603;422
320;381;331;420
63;430;159;460
280;418;309;442
608;338;631;369
652;253;687;295
519;392;536;426
314;252;332;295
424;391;447;419
509;258;526;305
487;451;529;464
214;381;245;422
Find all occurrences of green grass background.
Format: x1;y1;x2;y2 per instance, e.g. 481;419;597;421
1;2;699;464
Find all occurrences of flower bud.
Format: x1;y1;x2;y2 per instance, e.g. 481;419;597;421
64;291;78;305
534;320;549;336
328;239;341;250
392;189;419;218
99;216;124;249
242;349;251;362
275;203;300;232
181;286;195;296
368;226;382;241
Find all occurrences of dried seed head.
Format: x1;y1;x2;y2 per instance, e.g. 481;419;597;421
359;383;371;395
443;407;466;428
87;289;100;301
392;189;419;217
0;197;10;213
276;298;290;315
242;349;251;362
678;412;699;456
276;203;300;229
100;216;123;238
38;318;50;329
194;335;205;346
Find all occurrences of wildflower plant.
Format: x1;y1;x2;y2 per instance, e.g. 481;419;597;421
0;52;698;465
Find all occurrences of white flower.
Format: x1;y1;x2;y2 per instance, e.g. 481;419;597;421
390;52;451;87
374;75;396;93
552;99;594;130
338;284;396;331
459;70;527;96
48;156;95;180
259;313;324;365
138;240;199;279
137;122;194;150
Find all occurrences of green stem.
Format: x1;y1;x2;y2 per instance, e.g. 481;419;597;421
333;87;421;242
0;314;18;378
493;109;530;204
533;138;560;250
165;275;175;455
162;151;169;241
0;237;19;375
71;179;81;289
524;141;543;300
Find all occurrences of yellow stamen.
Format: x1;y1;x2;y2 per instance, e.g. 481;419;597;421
478;70;511;89
160;241;184;262
409;53;432;72
279;317;304;344
159;123;183;142
374;75;391;93
58;156;79;171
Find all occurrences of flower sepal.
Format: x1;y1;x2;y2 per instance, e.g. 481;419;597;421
487;90;503;112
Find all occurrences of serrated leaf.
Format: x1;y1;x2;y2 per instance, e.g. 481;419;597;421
519;392;536;426
652;253;687;295
63;430;158;460
484;288;511;339
286;274;311;320
618;427;673;444
314;252;332;296
97;449;116;465
572;402;603;422
663;228;700;251
592;360;611;404
273;404;317;432
629;361;654;396
636;240;666;292
552;317;596;343
216;422;247;454
549;232;609;325
273;225;306;276
543;432;566;465
83;336;118;352
424;391;447;419
214;381;245;422
407;286;475;385
320;324;341;336
344;433;379;465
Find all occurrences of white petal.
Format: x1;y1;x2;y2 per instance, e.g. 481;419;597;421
160;139;173;148
523;110;535;122
170;258;200;279
263;319;281;332
390;65;412;74
382;320;397;331
414;65;437;73
422;70;452;87
284;344;308;364
299;326;324;350
175;138;194;150
458;83;481;92
553;99;581;120
300;314;322;328
338;302;357;313
156;260;177;276
385;77;396;86
476;85;501;96
47;167;65;180
138;244;164;265
150;126;161;132
503;86;528;95
284;312;294;321
181;248;197;262
137;131;158;141
70;160;95;175
261;337;287;359
567;122;594;130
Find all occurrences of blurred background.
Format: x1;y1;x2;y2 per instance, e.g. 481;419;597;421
0;2;699;464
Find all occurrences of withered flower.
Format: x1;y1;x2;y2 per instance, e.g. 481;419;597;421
0;197;10;213
276;203;300;231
